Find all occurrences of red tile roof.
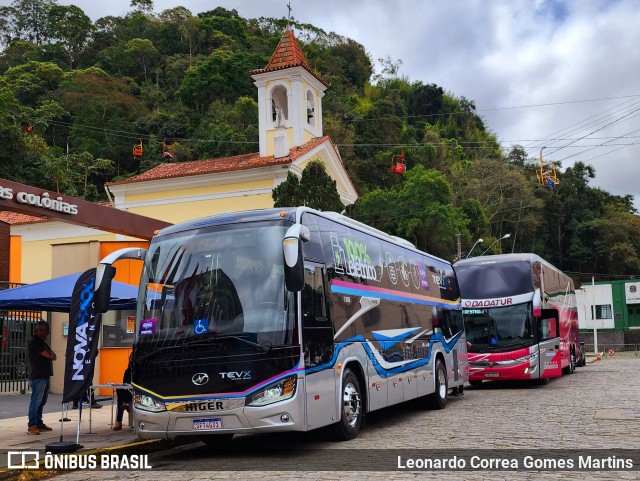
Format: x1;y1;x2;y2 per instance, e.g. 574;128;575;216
107;136;332;186
0;211;48;225
265;29;309;70
251;29;330;88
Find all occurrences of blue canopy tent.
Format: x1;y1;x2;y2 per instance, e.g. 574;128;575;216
0;272;138;312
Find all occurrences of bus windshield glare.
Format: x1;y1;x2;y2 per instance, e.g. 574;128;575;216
137;224;295;348
464;303;535;350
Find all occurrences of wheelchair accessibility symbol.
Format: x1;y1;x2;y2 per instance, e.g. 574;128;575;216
194;318;209;335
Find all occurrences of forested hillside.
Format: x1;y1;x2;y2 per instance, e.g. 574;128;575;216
1;0;639;278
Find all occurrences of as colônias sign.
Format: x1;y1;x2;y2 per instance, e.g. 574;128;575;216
0;185;78;215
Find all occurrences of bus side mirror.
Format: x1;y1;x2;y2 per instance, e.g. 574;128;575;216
283;225;309;292
94;264;116;314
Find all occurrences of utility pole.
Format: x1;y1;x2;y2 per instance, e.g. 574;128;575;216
592;276;598;354
456;233;461;261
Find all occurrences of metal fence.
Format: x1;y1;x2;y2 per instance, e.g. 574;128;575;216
0;282;44;393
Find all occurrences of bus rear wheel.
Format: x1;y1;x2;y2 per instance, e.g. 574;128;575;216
426;358;448;410
563;351;575;375
577;349;586;367
332;369;362;441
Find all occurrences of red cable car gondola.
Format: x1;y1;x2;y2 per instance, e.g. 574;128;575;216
133;139;143;160
162;138;175;159
390;149;406;175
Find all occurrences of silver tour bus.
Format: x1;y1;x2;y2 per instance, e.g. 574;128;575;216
94;207;467;444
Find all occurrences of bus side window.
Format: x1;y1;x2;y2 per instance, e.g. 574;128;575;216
538;309;559;340
302;264;333;366
302;265;327;326
443;310;464;337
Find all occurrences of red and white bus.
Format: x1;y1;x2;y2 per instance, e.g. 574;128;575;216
454;253;584;384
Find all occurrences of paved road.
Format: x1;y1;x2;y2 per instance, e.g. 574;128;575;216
23;355;640;480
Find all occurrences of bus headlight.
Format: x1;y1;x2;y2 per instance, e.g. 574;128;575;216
134;392;167;412
247;376;297;407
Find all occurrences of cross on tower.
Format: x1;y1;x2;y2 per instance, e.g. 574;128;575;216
287;2;292;28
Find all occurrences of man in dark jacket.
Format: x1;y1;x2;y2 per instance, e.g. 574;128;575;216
27;320;56;435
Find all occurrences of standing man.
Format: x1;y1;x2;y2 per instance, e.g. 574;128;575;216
27;320;56;435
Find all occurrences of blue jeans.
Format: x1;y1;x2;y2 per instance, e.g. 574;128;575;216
28;378;50;427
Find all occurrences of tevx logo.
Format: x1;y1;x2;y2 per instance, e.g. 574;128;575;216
219;371;251;380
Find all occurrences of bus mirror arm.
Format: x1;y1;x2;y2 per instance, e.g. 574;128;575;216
94;247;147;314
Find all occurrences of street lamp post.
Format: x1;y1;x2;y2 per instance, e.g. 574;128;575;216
465;238;483;259
480;233;511;256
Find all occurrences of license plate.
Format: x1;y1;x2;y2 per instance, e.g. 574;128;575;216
193;418;222;431
484;372;499;378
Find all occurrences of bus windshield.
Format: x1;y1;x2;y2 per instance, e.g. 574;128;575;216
136;223;295;349
464;303;535;351
455;261;533;299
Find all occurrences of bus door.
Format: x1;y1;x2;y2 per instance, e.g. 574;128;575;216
537;309;562;379
301;262;337;430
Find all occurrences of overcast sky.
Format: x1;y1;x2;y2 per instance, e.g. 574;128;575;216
48;0;640;209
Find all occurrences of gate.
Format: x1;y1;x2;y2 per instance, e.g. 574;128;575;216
0;282;43;393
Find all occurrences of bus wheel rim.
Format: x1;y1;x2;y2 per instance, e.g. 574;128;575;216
438;369;446;398
342;383;360;427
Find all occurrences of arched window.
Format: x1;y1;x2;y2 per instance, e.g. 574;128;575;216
306;90;316;126
271;86;288;125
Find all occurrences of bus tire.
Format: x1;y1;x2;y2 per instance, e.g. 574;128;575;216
538;376;550;385
468;380;483;387
332;369;363;441
201;433;234;448
563;350;575;375
578;349;586;367
427;358;448;410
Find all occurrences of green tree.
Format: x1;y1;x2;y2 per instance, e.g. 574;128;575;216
273;159;343;212
0;0;55;47
131;0;154;15
177;49;267;114
47;4;93;69
55;70;148;174
158;7;206;66
0;40;40;70
272;171;303;207
352;165;469;259
125;38;159;83
2;60;65;106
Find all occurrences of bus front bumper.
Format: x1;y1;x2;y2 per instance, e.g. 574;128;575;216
133;390;306;440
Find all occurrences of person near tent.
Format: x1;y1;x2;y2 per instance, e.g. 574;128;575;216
27;320;56;435
113;356;132;431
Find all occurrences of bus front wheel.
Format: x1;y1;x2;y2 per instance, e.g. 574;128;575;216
427;358;448;410
332;369;362;441
468;380;483;387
